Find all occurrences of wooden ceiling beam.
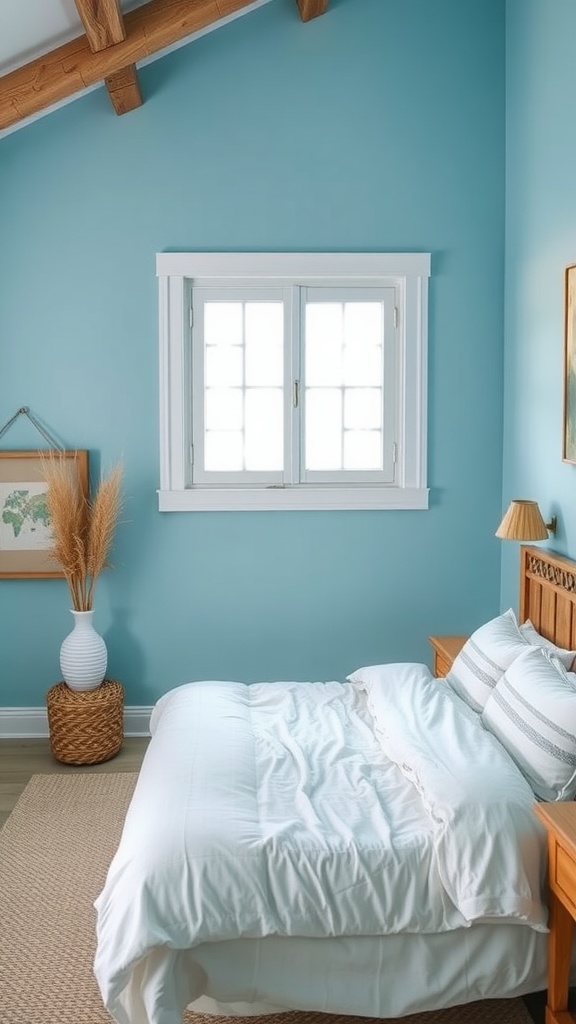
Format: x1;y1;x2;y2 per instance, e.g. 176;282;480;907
74;0;127;51
0;0;331;132
296;0;330;21
0;0;257;131
104;63;143;115
74;0;143;116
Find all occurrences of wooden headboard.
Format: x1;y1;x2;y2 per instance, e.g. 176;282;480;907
520;545;576;648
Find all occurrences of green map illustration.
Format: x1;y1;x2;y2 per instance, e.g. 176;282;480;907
0;483;52;550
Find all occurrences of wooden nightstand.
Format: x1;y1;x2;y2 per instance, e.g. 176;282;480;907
428;635;467;678
533;802;576;1024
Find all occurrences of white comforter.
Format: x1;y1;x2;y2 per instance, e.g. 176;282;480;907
94;664;548;1024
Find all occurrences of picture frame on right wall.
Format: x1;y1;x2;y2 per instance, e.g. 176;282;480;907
563;264;576;463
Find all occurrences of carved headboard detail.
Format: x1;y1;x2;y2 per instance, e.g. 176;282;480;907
520;545;576;649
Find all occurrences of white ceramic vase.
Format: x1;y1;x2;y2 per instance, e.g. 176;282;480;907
60;609;107;692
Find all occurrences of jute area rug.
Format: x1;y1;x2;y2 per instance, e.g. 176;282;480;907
0;772;537;1024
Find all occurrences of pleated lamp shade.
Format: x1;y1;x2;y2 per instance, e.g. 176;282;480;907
495;500;549;541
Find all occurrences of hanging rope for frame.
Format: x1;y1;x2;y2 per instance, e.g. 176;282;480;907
0;406;64;450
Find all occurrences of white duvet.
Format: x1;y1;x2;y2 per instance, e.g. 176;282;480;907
94;664;548;1024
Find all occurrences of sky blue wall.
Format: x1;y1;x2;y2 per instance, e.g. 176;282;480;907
0;0;505;707
502;1;576;608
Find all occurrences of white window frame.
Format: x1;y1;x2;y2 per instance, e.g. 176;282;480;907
157;252;430;512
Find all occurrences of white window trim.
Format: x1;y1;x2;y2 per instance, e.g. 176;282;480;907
157;252;431;512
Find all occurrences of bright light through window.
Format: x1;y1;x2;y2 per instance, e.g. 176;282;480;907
305;301;384;471
204;300;284;472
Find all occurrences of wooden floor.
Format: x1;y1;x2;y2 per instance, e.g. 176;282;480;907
0;736;149;827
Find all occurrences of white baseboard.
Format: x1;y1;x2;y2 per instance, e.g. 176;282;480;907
0;705;153;738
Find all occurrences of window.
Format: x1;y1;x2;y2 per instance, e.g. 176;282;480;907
157;252;430;511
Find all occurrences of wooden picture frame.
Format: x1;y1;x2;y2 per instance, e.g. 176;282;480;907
564;264;576;463
0;450;88;579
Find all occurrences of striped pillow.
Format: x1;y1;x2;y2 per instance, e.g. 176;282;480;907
445;609;529;713
481;646;576;801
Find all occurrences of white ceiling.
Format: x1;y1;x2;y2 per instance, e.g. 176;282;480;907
0;0;147;75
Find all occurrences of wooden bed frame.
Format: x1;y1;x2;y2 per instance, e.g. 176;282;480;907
520;545;576;648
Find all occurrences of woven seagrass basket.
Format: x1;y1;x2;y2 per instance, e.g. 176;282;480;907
46;679;124;765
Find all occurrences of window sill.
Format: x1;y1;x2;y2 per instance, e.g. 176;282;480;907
157;486;430;512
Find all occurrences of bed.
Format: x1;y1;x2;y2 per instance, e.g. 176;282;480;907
94;544;576;1024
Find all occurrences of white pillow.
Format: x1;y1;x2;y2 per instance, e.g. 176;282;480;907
481;646;576;802
519;619;576;671
445;609;529;713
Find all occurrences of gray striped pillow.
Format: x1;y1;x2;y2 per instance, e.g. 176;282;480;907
445;609;529;713
481;646;576;801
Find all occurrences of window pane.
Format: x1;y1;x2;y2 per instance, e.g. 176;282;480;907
205;431;244;471
245;303;283;346
305;388;342;470
205;388;243;430
344;388;382;429
246;339;283;387
205;345;243;387
306;302;343;343
305;303;343;386
344;303;382;347
305;336;343;387
204;303;243;346
342;344;381;386
245;302;283;387
344;430;382;470
245;388;283;470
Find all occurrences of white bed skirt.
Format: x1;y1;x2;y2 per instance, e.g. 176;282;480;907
186;923;550;1018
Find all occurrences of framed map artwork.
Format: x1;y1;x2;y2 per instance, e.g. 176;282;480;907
563;264;576;463
0;450;88;578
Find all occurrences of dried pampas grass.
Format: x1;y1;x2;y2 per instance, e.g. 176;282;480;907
42;453;123;611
